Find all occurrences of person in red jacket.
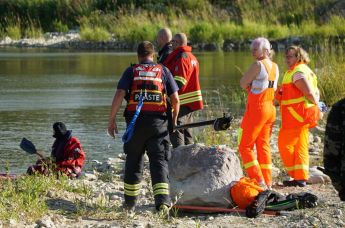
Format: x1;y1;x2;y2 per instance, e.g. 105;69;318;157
27;122;86;178
163;33;203;148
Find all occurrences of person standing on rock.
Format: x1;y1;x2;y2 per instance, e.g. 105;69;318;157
163;33;203;148
237;37;279;189
107;41;180;213
276;46;321;187
323;97;345;200
156;27;173;64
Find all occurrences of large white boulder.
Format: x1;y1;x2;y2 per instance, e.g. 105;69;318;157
169;144;243;207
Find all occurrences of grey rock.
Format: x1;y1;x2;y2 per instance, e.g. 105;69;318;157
169;144;243;207
36;216;56;228
84;173;97;181
334;209;343;216
307;166;331;184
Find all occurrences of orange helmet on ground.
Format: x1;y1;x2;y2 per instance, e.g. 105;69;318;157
230;177;264;209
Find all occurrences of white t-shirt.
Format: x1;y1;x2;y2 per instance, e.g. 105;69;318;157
250;61;279;94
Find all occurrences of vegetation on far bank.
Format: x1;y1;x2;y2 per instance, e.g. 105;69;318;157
1;0;345;45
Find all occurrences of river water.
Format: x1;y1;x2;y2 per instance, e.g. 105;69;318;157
0;47;286;174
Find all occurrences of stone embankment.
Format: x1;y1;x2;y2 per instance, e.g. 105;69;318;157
0;31;322;52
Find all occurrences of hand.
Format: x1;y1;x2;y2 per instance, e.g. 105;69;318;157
107;120;118;138
172;121;178;133
73;166;81;175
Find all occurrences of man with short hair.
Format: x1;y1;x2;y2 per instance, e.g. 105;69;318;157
323;97;345;201
108;41;180;212
163;33;203;148
156;27;172;63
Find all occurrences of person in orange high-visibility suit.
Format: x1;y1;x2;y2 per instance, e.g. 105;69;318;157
276;46;321;187
238;37;279;189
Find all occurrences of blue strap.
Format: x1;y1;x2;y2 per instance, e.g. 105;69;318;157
122;94;144;143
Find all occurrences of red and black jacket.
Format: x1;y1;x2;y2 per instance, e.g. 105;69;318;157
51;131;86;171
163;46;203;111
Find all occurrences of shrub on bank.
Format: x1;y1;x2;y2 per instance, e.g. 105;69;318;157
6;25;21;40
80;26;111;41
316;48;345;106
189;22;213;43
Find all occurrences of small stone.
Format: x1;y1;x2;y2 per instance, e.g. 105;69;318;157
84;173;97;181
337;220;345;226
9;219;16;226
308;148;317;154
186;220;196;225
47;190;54;198
36;216;56;228
110;194;121;201
313;136;322;144
308;217;318;224
334;209;343;216
132;221;144;228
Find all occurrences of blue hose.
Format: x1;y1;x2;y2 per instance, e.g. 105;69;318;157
122;94;144;143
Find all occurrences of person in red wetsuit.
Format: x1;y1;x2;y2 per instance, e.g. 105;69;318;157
163;33;203;148
27;122;86;178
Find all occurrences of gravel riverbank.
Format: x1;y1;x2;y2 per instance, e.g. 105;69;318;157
1;118;344;228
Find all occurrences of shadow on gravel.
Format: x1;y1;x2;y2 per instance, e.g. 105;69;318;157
46;198;78;215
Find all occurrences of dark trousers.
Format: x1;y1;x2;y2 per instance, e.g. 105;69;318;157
170;106;194;148
123;115;171;209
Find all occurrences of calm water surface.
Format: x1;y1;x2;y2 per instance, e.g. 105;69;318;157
0;47;286;174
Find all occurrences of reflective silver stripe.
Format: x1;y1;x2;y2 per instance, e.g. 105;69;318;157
153;189;170;195
174;76;187;85
139;71;157;77
286;164;309;171
124;183;141;190
179;90;202;99
124;189;140;196
133;77;162;82
153;183;169;190
180;96;203;105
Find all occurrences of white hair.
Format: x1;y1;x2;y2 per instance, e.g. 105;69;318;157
251;37;271;56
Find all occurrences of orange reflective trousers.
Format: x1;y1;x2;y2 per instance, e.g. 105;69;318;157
278;125;309;180
238;97;276;186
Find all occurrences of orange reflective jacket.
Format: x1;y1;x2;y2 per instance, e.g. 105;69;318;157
280;63;320;128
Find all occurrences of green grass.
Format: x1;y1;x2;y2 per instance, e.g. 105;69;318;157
314;46;345;106
0;175;64;221
6;25;21;40
80;26;111;41
1;0;345;45
0;174;93;222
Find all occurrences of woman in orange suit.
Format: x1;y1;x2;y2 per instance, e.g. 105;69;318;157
277;46;320;187
238;37;279;189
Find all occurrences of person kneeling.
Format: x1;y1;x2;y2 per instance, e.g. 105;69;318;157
27;122;86;178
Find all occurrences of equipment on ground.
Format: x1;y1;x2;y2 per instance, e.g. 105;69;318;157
174;113;233;131
19;137;45;159
172;205;280;216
